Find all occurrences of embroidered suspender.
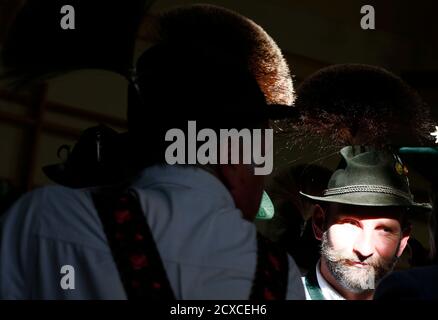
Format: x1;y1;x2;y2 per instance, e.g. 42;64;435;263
92;188;175;300
250;233;289;300
92;188;289;300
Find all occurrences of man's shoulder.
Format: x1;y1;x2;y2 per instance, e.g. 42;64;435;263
10;184;86;203
3;186;62;220
3;185;91;220
375;266;438;299
2;185;107;251
284;254;306;299
406;265;438;277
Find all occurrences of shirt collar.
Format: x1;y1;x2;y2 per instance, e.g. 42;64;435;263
130;164;236;207
316;260;346;300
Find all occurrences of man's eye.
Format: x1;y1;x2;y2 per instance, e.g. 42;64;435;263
340;219;359;226
377;226;393;233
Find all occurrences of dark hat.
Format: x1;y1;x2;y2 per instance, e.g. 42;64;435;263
290;64;433;147
300;146;431;212
42;125;125;188
129;4;298;127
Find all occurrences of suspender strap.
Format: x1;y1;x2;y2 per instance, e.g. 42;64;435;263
250;233;289;300
93;187;290;300
92;188;175;300
304;266;325;300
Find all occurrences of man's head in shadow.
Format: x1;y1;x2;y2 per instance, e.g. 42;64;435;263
126;4;296;220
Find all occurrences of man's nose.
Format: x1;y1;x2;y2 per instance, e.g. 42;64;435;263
353;230;374;261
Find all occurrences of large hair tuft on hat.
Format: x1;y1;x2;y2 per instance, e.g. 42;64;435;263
289;64;434;148
146;4;294;106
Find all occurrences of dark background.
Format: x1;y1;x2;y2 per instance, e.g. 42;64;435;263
0;0;437;265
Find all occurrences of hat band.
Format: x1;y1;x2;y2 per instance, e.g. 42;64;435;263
323;185;413;202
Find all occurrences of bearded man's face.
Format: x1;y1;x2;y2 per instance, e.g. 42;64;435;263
319;205;410;293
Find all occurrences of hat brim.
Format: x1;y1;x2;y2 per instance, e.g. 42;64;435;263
299;191;431;214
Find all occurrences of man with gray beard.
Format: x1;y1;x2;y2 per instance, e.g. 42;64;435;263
300;146;430;300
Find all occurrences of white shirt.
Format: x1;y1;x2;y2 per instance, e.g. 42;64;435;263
0;164;305;299
302;260;345;300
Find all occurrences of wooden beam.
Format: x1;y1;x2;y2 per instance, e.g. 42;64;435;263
47;101;128;128
41;121;82;140
0;88;128;129
25;84;48;190
0;110;82;139
0;110;35;126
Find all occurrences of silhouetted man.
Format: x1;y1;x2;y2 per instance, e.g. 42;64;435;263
0;4;304;299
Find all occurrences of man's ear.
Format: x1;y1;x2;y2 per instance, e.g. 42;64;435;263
217;163;241;192
216;139;241;191
397;224;412;258
312;204;326;241
217;163;264;221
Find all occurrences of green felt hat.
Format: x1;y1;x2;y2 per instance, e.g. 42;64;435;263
300;146;431;212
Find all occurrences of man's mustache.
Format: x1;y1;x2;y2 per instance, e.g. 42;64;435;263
327;253;381;269
321;233;396;272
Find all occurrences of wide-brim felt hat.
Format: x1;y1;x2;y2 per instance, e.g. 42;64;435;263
42;125;125;188
300;146;431;213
